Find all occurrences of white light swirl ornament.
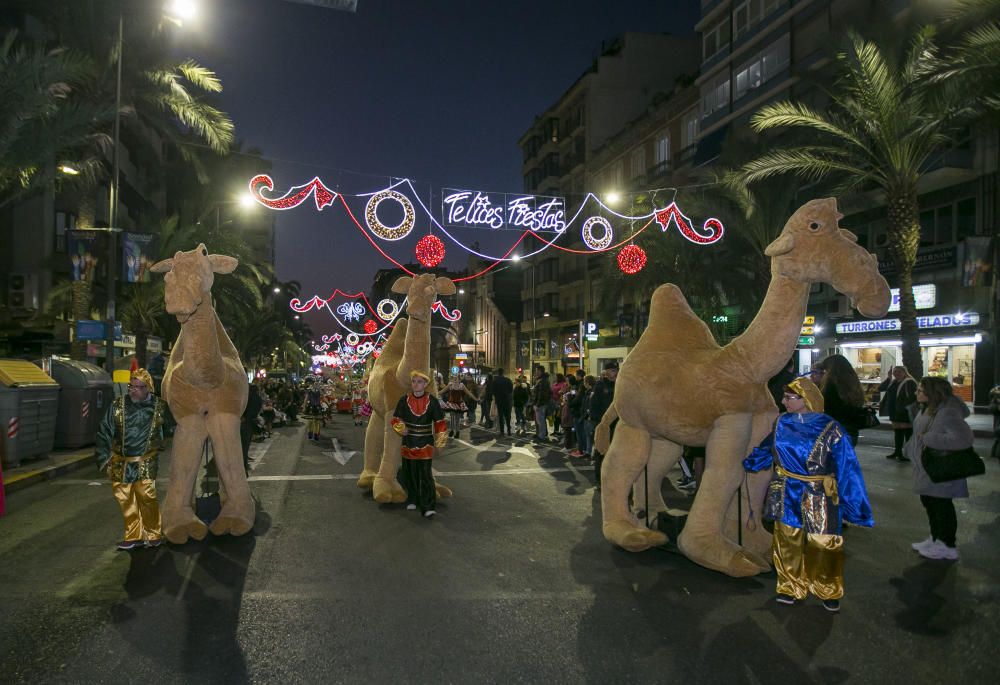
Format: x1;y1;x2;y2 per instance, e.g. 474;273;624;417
336;301;366;322
365;190;415;241
582;216;614;250
376;298;400;321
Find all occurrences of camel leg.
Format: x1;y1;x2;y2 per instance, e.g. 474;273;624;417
601;421;668;551
722;411;776;566
162;417;210;544
678;412;770;577
357;411;384;489
373;421;406;504
207;412;255;537
631;438;683;521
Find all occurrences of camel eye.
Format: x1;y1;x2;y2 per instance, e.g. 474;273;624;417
201;248;208;256
809;221;821;231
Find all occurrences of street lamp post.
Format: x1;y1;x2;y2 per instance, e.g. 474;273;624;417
103;11;125;373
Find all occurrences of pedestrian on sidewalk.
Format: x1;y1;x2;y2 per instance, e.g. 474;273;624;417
391;370;448;518
905;376;974;561
241;380;262;475
879;366;918;461
492;368;514;436
442;375;475;437
512;374;530;435
95;368;167;550
531;367;551;442
743;376;873;612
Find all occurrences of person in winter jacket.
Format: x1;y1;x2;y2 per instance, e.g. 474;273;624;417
512;375;530;434
904;376;975;561
817;354;866;446
878;366;918;461
532;368;551;441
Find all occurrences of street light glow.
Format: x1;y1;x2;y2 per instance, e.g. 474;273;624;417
511;255;521;262
458;289;465;294
606;191;621;204
273;287;281;293
238;192;256;210
165;0;198;23
57;164;80;175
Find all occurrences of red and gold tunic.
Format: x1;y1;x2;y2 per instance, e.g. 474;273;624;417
391;392;448;459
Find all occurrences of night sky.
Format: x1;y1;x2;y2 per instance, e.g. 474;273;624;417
187;0;700;331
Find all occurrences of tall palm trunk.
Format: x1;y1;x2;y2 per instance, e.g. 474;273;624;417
886;186;922;378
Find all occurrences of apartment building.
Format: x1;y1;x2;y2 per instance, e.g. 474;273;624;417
517;32;699;376
693;0;998;407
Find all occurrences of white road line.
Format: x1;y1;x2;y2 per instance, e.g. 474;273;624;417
246;465;593;482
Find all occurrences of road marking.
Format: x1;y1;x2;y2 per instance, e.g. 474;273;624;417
322;438;357;465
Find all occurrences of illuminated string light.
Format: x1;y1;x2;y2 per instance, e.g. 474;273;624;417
617;244;647;274
248;174;337;211
336;301;366;322
581;216;613;250
346;333;360;346
654;202;725;244
363;319;378;334
365;190;415;241
376;298;400;321
415;234;446;267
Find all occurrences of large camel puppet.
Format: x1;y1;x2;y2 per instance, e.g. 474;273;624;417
597;198;890;577
357;273;456;503
151;244;253;543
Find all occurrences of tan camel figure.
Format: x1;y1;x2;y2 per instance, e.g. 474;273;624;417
151;244;253;543
356;273;457;503
597;198;890;577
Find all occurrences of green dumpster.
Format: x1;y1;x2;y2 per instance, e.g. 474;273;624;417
0;360;60;468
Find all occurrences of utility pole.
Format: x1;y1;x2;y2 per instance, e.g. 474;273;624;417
104;12;124;374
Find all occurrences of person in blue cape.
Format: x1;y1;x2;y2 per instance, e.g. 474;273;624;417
744;376;873;612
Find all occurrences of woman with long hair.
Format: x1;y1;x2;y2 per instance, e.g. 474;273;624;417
818;354;866;446
904;376;974;560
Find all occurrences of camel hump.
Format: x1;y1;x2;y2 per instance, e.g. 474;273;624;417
646;284;720;350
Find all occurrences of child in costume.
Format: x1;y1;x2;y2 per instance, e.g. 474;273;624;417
303;383;324;441
391;370;448;518
744;376;873;612
95;368;166;550
351;382;366;426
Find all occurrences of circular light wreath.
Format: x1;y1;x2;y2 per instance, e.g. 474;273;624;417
376;298;400;321
346;332;361;346
582;216;614;250
365;190;415;241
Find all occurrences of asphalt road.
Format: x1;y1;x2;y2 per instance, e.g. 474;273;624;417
0;415;997;684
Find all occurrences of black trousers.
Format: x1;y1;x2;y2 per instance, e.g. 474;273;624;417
495;400;512;434
920;495;957;547
239;421;252;474
401;458;436;513
893;427;913;455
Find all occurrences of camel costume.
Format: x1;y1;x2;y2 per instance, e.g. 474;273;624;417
151;244;254;543
358;274;455;504
595;198;889;577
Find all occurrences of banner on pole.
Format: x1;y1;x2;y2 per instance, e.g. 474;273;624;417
122;232;157;283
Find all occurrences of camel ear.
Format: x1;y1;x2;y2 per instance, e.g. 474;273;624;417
209;254;238;274
764;234;795;257
435;277;456;296
839;229;858;243
150;258;174;273
391;276;412;294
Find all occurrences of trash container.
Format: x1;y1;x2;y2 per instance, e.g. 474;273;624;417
0;359;60;468
40;359;113;449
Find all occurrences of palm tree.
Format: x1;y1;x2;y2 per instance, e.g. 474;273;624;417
733;28;983;377
0;30;114;206
117;281;165;368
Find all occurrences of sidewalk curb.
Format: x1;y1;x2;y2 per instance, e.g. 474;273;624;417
870;424;994;439
4;453;97;494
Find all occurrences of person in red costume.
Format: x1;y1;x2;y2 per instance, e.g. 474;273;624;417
391;370;448;518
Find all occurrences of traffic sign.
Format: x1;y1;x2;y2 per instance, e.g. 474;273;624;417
798;336;815;346
800;326;814;335
803;316;815;325
451;366;459;375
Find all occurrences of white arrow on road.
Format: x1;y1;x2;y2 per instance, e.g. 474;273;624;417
323;438;357;466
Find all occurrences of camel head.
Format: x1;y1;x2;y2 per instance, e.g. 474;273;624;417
151;243;238;322
391;273;456;322
764;198;890;317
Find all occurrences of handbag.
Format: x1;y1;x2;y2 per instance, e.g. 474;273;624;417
921;445;986;483
861;406;880;429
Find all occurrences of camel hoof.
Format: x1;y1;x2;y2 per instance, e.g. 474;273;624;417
210;515;254;537
373;476;406;504
677;533;766;578
434;482;453;499
603;520;668;552
357;470;376;489
164;516;208;544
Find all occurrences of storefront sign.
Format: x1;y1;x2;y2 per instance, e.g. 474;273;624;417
887;284;936;312
878;245;955;274
836;312;980;334
442;189;567;232
583;321;599;341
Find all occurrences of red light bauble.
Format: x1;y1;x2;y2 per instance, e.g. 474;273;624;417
617;244;647;274
415;234;445;267
363;319;378;334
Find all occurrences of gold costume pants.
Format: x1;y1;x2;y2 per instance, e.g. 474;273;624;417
308;417;323;434
112;480;162;542
773;521;844;600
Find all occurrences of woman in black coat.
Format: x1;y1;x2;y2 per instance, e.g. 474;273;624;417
818;354;866;446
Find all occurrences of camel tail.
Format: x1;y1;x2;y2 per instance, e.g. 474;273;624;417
594;403;618;454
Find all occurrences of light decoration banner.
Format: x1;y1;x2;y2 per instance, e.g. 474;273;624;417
291;288;462;336
248;174;725;278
